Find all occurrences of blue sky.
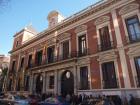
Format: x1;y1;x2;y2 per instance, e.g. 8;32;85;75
0;0;98;55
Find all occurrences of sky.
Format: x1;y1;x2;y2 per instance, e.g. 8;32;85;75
0;0;99;55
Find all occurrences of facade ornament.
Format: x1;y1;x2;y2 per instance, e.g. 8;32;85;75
127;44;140;57
97;51;117;62
77;57;90;65
94;16;110;25
119;3;139;15
47;37;56;46
75;25;87;33
57;33;71;41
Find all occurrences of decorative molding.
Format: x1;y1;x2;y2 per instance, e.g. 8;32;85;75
57;33;71;41
127;44;140;57
94;16;110;26
47;37;56;46
75;25;87;33
77;57;90;65
119;3;139;15
97;50;117;62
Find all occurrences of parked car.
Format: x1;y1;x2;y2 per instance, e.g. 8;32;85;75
39;97;70;105
0;94;29;105
28;94;41;105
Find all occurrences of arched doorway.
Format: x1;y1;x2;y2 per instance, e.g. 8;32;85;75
36;74;43;93
61;70;74;96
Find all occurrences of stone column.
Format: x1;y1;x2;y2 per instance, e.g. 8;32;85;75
42;73;46;93
29;75;33;93
73;66;77;94
111;9;131;88
54;70;58;95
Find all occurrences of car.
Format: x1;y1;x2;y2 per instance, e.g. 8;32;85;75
39;97;70;105
0;94;29;105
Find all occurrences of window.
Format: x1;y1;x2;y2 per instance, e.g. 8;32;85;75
11;61;16;72
101;61;118;89
49;75;54;89
20;57;24;69
28;55;32;68
16;41;19;47
80;66;89;90
134;57;140;87
36;50;43;66
62;40;69;59
99;26;111;51
47;46;55;63
78;34;87;56
125;16;140;42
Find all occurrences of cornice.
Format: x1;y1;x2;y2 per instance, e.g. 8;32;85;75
10;0;122;54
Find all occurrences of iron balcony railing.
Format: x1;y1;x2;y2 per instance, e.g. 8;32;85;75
124;34;140;45
30;49;89;68
97;41;115;52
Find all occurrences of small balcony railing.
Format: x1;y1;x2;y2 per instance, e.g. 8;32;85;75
29;49;89;68
124;34;140;45
97;41;115;52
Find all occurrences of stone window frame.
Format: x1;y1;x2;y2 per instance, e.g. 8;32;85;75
99;59;121;89
128;50;140;88
59;37;71;59
121;9;140;43
76;30;88;55
96;21;113;49
77;64;92;90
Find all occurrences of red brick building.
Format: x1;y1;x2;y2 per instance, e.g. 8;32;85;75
8;0;140;98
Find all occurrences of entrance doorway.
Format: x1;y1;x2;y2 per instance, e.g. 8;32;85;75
61;70;74;96
36;74;43;93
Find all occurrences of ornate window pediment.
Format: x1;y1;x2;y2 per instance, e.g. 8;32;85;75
119;3;139;15
94;16;110;26
57;33;71;41
75;25;87;33
127;45;140;57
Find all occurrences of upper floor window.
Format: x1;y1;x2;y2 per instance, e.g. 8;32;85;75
11;61;16;72
36;50;43;66
47;46;55;63
16;41;19;47
125;16;140;42
99;26;112;51
20;57;24;69
78;34;87;56
28;54;32;68
80;66;89;90
62;40;69;60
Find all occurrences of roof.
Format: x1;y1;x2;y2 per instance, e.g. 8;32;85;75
14;25;38;37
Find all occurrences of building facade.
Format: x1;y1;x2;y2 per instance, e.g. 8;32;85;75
8;0;140;98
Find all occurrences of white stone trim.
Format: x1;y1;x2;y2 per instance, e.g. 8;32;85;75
96;21;113;45
121;9;140;42
99;60;120;89
119;3;139;15
77;64;92;90
76;30;88;53
59;39;71;58
111;9;131;88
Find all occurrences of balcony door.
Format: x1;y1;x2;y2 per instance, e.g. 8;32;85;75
99;26;111;51
62;40;69;59
47;46;55;63
134;57;140;87
102;61;118;89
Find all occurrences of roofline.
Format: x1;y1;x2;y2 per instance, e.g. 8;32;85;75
9;0;120;54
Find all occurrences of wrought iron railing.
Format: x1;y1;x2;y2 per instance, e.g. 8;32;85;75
29;49;89;68
97;41;115;52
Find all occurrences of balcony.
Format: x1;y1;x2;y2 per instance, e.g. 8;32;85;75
97;41;115;52
124;35;140;45
29;49;89;69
